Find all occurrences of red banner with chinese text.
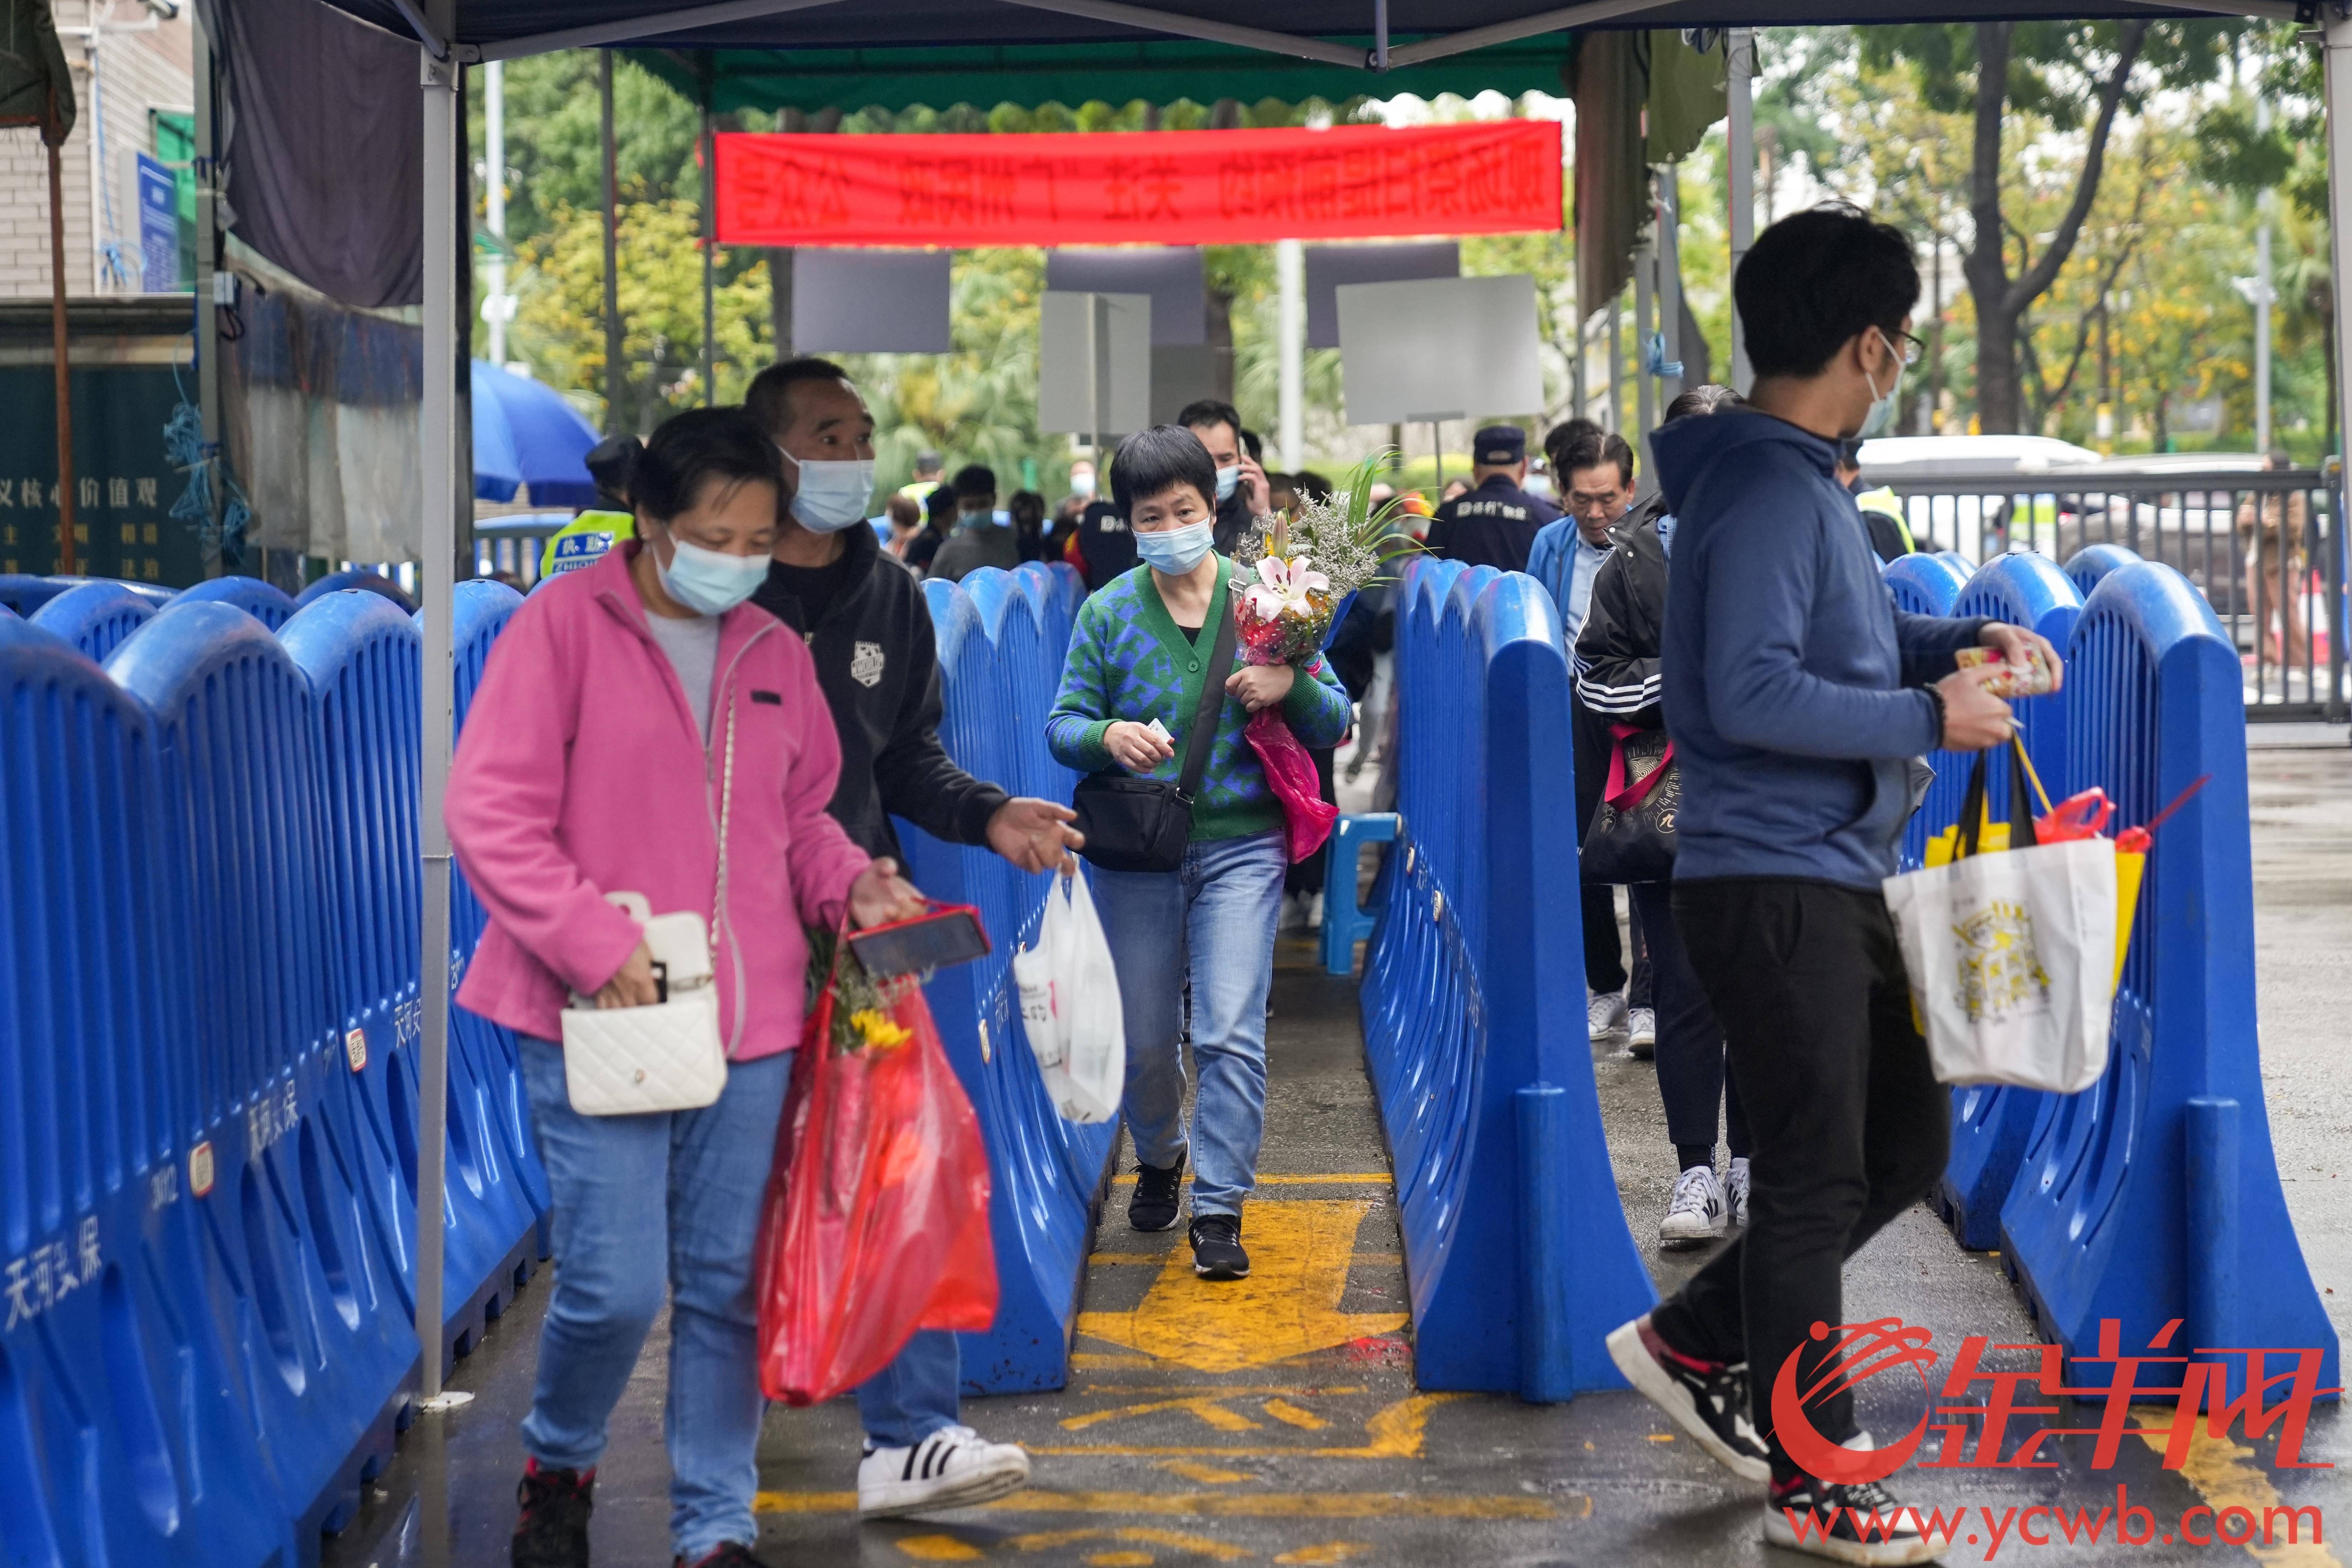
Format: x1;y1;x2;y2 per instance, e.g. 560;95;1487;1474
713;121;1562;249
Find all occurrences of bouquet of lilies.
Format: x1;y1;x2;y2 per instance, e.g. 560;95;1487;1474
1233;450;1418;667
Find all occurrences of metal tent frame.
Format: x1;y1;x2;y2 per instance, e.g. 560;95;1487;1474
375;0;2317;1400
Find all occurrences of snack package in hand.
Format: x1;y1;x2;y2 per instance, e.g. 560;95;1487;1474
1955;643;2055;698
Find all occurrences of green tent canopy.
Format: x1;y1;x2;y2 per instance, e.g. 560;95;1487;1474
632;32;1573;115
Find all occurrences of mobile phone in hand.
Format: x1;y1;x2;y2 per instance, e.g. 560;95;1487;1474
847;905;992;977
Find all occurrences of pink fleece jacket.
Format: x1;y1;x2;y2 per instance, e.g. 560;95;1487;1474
447;544;870;1060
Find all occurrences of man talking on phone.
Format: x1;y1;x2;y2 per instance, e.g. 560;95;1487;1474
746;357;1082;1520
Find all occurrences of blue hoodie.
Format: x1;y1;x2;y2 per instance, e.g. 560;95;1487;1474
1655;410;1987;889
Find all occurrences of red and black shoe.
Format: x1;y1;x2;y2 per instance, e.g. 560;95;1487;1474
1765;1472;1955;1564
513;1460;594;1568
1604;1314;1771;1481
675;1544;773;1568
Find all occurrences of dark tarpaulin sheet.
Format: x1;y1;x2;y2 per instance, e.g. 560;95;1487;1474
0;0;74;140
199;0;424;310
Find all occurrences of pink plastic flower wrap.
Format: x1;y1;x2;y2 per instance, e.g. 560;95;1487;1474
1244;708;1340;861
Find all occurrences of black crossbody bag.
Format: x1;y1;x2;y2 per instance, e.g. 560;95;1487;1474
1072;606;1238;874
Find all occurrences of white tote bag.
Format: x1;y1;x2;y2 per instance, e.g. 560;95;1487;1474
1882;834;2117;1094
1013;869;1126;1124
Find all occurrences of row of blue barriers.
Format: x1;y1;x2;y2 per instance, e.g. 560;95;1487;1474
0;556;1104;1568
1359;545;2337;1403
1;571;543;1568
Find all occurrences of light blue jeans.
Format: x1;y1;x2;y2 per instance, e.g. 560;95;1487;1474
1089;829;1289;1217
518;1037;788;1562
856;1329;962;1449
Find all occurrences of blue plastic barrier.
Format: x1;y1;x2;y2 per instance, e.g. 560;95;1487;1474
1321;812;1399;975
0;574;65;615
440;581;553;1262
180;574;302;630
298;569;417;614
106;602;420;1551
1359;561;1655;1396
1936;548;1979;579
1925;554;2083;1251
2062;542;2140;601
894;562;1118;1393
1998;562;2338;1397
29;578;158;660
0;617;301;1568
285;591;538;1380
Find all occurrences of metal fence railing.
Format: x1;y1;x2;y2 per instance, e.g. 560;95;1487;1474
1879;465;2346;720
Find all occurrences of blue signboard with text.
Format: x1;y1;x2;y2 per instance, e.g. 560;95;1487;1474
137;153;179;293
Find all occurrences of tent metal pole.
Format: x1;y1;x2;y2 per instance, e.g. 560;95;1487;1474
1277;238;1303;470
416;37;461;1406
1373;0;1388;71
1383;0;1654;68
1726;26;1754;392
994;0;1363;66
193;6;223;578
47;136;76;575
702;99;716;407
1657;166;1682;406
603;52;623;433
474;0;847;62
1632;223;1654;442
2327;12;2352;721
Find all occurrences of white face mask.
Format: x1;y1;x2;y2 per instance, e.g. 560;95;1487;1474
1071;470;1097;497
656;534;770;616
1214;464;1241;503
784;455;877;533
1858;328;1907;440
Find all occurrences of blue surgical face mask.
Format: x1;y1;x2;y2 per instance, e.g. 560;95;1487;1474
656;534;769;616
786;456;876;533
1135;519;1216;575
1214;464;1241;503
1859;329;1906;439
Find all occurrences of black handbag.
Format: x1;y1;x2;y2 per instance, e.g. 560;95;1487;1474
1073;603;1238;874
1581;723;1679;885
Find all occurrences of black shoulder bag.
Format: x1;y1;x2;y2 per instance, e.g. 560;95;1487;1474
1072;604;1239;874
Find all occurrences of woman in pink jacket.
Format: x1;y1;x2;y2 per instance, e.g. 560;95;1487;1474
447;408;924;1568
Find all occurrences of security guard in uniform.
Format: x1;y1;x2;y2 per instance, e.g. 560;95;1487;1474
1424;424;1560;572
1832;438;1916;562
538;434;639;579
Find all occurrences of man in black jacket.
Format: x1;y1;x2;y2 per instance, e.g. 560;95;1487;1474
747;357;1080;1521
1177;398;1271;556
1573;384;1752;1251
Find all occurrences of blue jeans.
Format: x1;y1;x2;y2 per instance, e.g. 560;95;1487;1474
856;1329;961;1449
518;1037;789;1561
1089;829;1288;1217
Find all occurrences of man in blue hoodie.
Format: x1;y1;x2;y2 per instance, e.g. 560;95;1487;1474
1604;206;2057;1566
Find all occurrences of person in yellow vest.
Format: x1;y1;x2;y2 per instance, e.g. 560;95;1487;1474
1833;438;1915;562
896;449;945;505
540;434;640;579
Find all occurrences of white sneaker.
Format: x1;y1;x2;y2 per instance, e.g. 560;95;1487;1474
1587;989;1630;1044
1660;1164;1728;1246
857;1425;1031;1518
1728;1157;1751;1228
1627;1006;1657;1058
1305;892;1325;930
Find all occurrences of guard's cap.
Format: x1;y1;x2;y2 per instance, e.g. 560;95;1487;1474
1474;425;1526;465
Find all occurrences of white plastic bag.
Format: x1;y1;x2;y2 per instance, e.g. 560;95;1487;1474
1012;869;1126;1123
1881;836;2117;1094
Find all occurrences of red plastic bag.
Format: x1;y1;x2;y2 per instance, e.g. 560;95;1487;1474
753;941;997;1406
1244;707;1338;863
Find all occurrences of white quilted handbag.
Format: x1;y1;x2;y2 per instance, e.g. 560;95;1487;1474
558;697;738;1116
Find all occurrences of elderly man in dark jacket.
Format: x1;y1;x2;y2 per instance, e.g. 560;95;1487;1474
747;356;1080;1522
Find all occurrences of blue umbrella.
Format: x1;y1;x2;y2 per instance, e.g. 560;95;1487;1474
472;361;601;507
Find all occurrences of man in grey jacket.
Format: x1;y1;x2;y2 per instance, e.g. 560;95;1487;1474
1604;207;2058;1567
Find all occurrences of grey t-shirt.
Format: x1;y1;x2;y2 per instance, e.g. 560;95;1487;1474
927;519;1023;583
642;611;723;741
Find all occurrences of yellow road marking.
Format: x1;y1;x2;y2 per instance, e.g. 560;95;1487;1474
1070;1352;1155;1369
1110;1174;1394;1186
1077;1200;1410;1371
896;1536;986;1561
1063;1397;1264;1434
756;1482;1579;1521
1088;1554;1151;1567
1036;1393;1464;1461
1010;1526;1251;1560
2130;1407;2341;1567
1645;1432;1675;1442
1263;1399;1330;1432
1274;1546;1373;1565
1157;1459;1261;1484
1075;1386;1370;1398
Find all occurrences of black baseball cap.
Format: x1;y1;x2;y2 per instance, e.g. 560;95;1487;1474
1475;425;1526;465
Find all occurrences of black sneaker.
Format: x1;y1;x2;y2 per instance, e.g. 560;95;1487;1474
1129;1154;1185;1233
1189;1213;1249;1279
1603;1314;1771;1482
1765;1474;1955;1565
675;1546;772;1568
513;1461;593;1568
